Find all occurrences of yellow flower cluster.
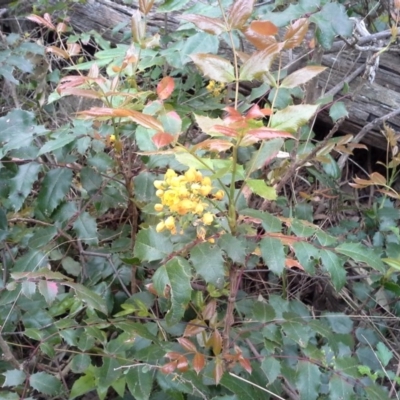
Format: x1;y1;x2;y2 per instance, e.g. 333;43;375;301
154;168;224;235
206;80;225;97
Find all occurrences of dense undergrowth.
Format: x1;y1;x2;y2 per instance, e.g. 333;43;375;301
1;0;400;399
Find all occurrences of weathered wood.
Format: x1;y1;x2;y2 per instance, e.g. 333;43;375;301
3;0;400;149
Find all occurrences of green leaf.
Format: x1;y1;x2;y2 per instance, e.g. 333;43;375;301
72;211;98;245
364;384;391;400
0;207;8;241
218;233;246;264
37;133;75;156
293;242;319;274
21;281;36;298
126;366;154;400
71;354;91;373
134;171;156;203
8;162;41;211
319;249;346;291
158;0;191;12
28;226;58;249
253;302;275;322
270;104;319;133
246;138;284;174
180;32;219;65
291;219;316;237
153;257;192;326
97;358;121;391
37;168;73;216
134;228;173;262
13;250;47;272
64;282;108;314
2;369;26;387
325;313;353;334
335;242;385;272
29;372;61;396
260;237;285;276
80;166;103;195
319;2;353;37
190;242;225;286
69;373;96;399
329;375;354;399
261;357;280;385
295;360;321;400
246;179;277;200
240;209;282;232
376;342;393;367
329;101;348;122
190;53;235;83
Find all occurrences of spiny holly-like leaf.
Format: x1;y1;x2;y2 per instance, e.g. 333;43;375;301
240;43;282;81
63;282;108;314
153;257;192;326
126;366;154;400
29;372;61;396
190;242;225;286
157;76;174;100
37;167;73;216
296;360;321;400
261;357;280;384
293;242;319;274
329;375;354;399
8;162;41;212
38;280;58;305
260;237;285;275
134;228;173;262
245;127;293;142
152;132;175;148
190;53;235;83
246;138;284;174
281;66;326;88
319;249;346;291
270;104;319;133
329;101;348;122
2;369;26;387
38;133;76;156
194;138;233;152
246;179;277;200
72;211;98;245
181;14;225;35
284;18;309;49
335;242;385;272
228;0;255;29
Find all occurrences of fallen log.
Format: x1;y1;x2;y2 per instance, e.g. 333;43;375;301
3;0;400;149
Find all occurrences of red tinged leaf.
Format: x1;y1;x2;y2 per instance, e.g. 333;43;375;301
152;132;175;148
67;43;81;57
161;361;177;374
77;108;163;131
181;14;225;35
214;357;224;385
228;0;255;29
190;54;235;83
285;258;304;270
56;22;67;33
46;46;69;59
238;356;252;374
183;319;207;337
246;128;293;140
157;76;174;100
27;14;55;30
194;139;233;152
243;25;277;50
193;353;206;375
177;337;197;352
177;356;189;372
208;330;222;356
246;104;266;119
249;20;278;36
284;18;310;49
212;125;238;138
58;88;102;99
202;299;217;320
165;352;182;361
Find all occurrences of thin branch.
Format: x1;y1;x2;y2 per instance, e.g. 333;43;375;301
0;335;22;370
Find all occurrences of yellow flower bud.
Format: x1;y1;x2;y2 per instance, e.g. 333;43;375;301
199;185;212;196
202;176;212;186
156;221;165;232
110;134;116;143
214;190;224;200
156;189;164;197
165;216;176;230
165;169;177;179
208;238;215;244
195;171;203;181
154;203;164;212
177;199;194;215
191;183;201;191
202;212;214;225
184;167;197;182
194;203;204;214
154;180;164;190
